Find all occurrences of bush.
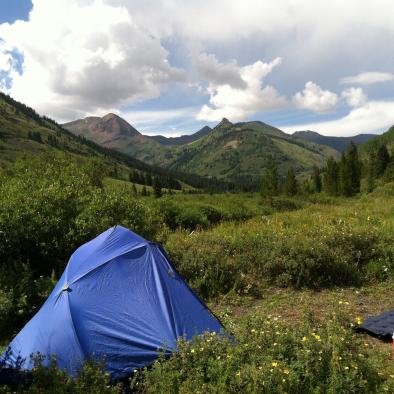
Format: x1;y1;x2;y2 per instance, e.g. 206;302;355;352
135;313;386;393
0;155;162;339
165;202;390;297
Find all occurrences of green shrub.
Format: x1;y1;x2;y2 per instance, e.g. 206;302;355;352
135;313;386;393
165;202;391;297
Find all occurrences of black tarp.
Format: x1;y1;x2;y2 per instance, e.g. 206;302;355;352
358;309;394;340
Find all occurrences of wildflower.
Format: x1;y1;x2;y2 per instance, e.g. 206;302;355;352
235;371;241;378
272;362;278;367
273;342;278;346
355;317;363;325
302;336;308;342
191;348;195;353
283;368;290;374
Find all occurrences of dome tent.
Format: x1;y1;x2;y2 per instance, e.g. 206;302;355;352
2;226;223;378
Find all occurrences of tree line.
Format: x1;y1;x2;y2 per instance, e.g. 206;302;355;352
261;141;393;200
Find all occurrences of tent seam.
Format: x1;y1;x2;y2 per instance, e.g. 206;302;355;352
65;292;86;359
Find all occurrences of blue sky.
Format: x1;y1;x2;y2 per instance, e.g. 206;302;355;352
0;0;394;137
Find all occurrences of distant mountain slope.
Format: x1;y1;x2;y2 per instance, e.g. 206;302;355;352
161;119;340;182
148;126;212;145
358;125;394;155
64;113;168;163
0;92;202;190
64;114;340;183
293;130;376;152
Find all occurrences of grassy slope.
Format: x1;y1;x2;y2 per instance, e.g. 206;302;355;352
65;118;340;182
155;121;340;179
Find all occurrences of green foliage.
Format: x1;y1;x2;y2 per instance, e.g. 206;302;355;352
284;168;297;196
312;166;322;193
261;155;279;203
135;313;385;393
0;357;122;393
165;191;393;298
323;157;340;196
0;155;161;339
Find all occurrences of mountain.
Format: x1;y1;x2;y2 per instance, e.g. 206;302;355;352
64;114;340;184
156;119;340;183
148;126;212;145
0;92;204;190
358;125;394;155
293;130;376;152
64;113;167;163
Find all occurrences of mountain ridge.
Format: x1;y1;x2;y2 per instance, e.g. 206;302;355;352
63;113;341;183
293;130;376;152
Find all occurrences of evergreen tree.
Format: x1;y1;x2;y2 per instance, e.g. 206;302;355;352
153;177;162;198
346;141;361;195
131;184;137;195
141;186;148;196
146;173;153;186
339;153;352;197
375;145;390;177
312;166;322;193
323;157;339;196
261;155;279;204
284;167;297;196
366;159;375;193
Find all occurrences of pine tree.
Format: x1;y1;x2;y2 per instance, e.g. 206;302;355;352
284;168;297;196
261;155;279;204
345;141;361;195
146;173;153;186
323;157;339;196
141;186;148;196
153;177;162;198
312;166;322;193
375;145;390;177
339;153;352;197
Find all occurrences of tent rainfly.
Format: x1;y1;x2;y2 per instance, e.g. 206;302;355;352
2;226;223;378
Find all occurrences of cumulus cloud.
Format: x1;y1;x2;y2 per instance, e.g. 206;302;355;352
0;0;184;121
194;52;246;89
340;72;394;85
196;57;286;122
341;87;367;108
293;82;339;113
282;101;394;136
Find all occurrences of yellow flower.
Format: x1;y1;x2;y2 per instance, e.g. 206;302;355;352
283;368;290;375
302;336;308;342
235;371;241;378
355;317;363;325
272;362;279;367
191;348;195;353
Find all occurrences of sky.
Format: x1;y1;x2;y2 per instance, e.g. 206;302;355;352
0;0;394;137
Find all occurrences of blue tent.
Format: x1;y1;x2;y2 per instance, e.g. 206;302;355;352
3;226;223;378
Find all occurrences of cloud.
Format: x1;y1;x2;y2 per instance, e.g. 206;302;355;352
0;0;185;121
341;87;367;108
293;82;339;113
340;72;394;85
196;57;286;122
194;52;246;89
282;101;394;136
121;107;197;128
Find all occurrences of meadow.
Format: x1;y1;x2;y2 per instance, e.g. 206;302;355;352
1;155;394;393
